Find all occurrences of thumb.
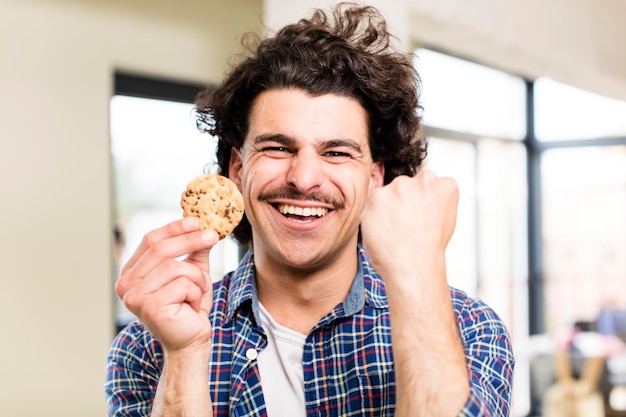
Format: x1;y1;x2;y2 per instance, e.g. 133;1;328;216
194;239;216;317
199;282;214;317
185;230;219;276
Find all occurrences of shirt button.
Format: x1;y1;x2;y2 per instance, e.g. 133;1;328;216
246;348;258;361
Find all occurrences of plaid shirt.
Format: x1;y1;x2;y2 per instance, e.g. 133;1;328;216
105;245;514;416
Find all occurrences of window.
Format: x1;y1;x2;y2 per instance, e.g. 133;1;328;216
541;146;626;332
110;74;241;329
416;48;530;415
415;48;527;140
416;48;528;332
534;77;626;141
532;78;626;336
420;49;626;415
424;139;478;295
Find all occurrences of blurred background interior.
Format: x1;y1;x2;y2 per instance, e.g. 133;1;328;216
1;0;625;416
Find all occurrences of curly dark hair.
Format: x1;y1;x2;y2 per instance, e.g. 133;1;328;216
195;2;427;244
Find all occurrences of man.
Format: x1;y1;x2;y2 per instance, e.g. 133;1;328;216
105;3;514;416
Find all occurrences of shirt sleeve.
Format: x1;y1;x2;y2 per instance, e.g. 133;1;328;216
453;290;515;417
104;321;164;417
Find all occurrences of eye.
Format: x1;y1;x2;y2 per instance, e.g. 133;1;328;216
325;151;349;157
262;146;292;158
322;150;352;163
265;146;290;152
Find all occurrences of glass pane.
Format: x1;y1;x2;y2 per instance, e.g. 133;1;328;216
476;139;529;415
110;95;241;327
424;138;478;296
535;77;626;141
476;139;528;334
415;48;527;140
427;137;530;415
542;145;626;332
425;137;529;325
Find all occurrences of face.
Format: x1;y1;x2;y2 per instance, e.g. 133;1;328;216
229;88;384;271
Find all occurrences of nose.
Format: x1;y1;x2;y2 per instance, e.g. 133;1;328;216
287;147;324;193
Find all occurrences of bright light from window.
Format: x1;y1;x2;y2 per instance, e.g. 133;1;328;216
535;77;626;141
415;48;527;140
110;95;240;326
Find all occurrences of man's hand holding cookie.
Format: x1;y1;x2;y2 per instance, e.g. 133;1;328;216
115;174;243;353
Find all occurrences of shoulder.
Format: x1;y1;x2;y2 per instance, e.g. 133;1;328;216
449;286;501;323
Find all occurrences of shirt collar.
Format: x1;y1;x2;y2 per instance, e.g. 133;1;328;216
224;249;257;322
355;244;388;310
224;244;388;322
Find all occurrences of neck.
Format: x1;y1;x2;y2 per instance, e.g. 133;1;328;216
254;248;358;334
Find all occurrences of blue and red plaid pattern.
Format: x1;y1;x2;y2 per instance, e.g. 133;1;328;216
105;245;514;416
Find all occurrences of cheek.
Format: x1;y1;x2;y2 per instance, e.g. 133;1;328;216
241;167;259;200
241;158;283;197
250;155;292;177
353;176;377;209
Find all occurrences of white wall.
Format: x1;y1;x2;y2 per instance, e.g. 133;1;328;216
0;0;261;415
408;0;626;102
265;0;626;102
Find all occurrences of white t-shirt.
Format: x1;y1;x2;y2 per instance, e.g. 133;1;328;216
257;302;307;417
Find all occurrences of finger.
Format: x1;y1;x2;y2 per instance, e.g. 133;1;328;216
185;234;217;269
440;176;460;201
175;276;205;313
125;275;205;319
199;282;214;316
124;227;217;288
416;169;458;195
416;168;436;180
116;258;209;300
123;217;201;272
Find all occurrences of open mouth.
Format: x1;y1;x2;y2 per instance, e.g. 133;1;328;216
276;203;329;219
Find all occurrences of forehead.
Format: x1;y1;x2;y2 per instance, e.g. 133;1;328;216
247;89;369;145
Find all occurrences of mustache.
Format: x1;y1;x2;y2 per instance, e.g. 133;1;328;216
258;187;345;210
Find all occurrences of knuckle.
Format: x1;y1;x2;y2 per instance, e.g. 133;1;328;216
114;279;126;298
122;290;141;312
115;271;133;298
142;299;161;318
141;230;159;247
159;258;178;275
419;168;436;180
178;275;196;292
444;177;459;194
146;240;169;259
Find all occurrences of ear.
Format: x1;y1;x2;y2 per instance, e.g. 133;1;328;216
228;147;244;190
369;161;384;192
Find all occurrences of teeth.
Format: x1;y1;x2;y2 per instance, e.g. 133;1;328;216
278;204;328;217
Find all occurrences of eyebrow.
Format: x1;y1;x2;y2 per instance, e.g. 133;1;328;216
322;139;363;154
254;133;295;147
254;134;364;154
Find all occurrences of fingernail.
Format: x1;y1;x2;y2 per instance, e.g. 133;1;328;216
202;230;218;242
183;217;199;228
